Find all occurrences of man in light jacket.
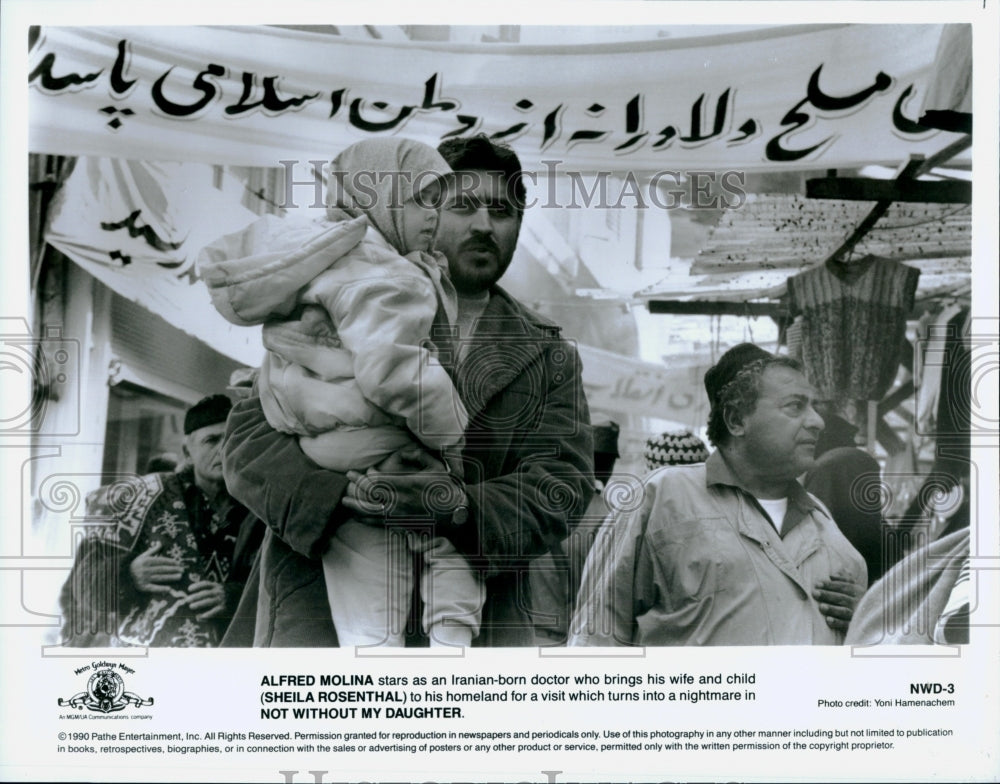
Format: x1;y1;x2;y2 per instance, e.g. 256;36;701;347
570;344;866;646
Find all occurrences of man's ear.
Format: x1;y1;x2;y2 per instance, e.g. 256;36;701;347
723;406;746;439
181;441;191;461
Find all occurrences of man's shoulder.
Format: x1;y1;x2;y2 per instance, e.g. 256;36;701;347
645;463;709;490
489;286;563;333
801;488;835;523
634;464;711;514
487;287;578;355
611;464;711;539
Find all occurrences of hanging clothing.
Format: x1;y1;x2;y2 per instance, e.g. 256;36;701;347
787;256;919;404
785;316;805;361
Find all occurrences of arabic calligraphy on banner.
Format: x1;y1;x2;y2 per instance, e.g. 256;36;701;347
579;345;706;426
28;25;957;170
45;157;266;366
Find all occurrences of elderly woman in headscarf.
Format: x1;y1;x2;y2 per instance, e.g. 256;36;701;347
199;138;481;648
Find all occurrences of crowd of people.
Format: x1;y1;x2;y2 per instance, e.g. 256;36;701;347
59;135;969;649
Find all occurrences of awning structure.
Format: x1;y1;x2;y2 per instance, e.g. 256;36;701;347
636;24;973;316
638;192;971;311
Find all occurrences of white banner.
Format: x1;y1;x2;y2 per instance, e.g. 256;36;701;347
44;156;695;420
45;157;265;366
28;24;960;171
577;344;706;426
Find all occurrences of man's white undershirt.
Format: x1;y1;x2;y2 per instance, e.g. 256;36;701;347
754;496;789;534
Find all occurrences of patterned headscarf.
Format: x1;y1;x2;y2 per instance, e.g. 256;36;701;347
327;138;451;255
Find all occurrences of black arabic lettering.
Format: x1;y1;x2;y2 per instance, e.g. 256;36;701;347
765;67;894;162
490;122;527;140
153;258;189;270
728;118;759;145
344;74;459;133
443;115;482;139
541;105;564;150
569;129;609;145
419;74;458;112
99;105;134;131
559;94;653;153
765;98;832;162
806;65;892;112
481;98;535;141
109;39;136;96
348;98;415;132
151;63;225;117
681;89;731;144
652;126;677;150
614;95;648;153
892;85;931;135
329;88;347;117
100;210;184;253
28;52;102;92
225;73;319;116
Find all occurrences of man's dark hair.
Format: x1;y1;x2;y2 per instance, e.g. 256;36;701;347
706;356;804;447
437;134;527;211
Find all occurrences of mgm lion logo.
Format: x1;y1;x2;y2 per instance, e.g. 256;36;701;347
58;668;153;713
89;669;123;712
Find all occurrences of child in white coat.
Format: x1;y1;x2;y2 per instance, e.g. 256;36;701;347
200;138;482;647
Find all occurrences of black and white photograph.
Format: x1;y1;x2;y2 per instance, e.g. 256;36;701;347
2;2;998;782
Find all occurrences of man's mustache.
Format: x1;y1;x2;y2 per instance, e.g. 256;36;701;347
460;235;500;255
